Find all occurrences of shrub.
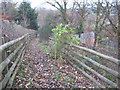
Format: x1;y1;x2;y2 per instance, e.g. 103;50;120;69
50;23;79;59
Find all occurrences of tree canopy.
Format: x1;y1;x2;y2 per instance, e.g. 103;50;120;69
1;1;18;21
17;2;38;30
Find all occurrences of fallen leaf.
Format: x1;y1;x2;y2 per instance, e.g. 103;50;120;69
61;77;64;81
25;83;30;86
39;79;43;81
103;73;106;76
52;73;55;75
31;78;33;81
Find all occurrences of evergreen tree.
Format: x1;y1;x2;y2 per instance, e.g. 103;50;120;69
17;2;38;30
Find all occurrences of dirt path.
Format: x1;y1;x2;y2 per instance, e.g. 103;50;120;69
13;38;94;88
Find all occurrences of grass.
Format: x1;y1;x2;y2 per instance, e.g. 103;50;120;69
54;71;75;85
36;40;50;54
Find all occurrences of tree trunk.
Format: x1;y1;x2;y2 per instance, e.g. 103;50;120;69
93;32;97;50
55;44;57;60
62;10;68;24
93;0;100;50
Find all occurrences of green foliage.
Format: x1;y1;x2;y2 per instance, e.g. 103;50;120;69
51;23;79;59
106;73;115;82
101;37;109;41
17;1;38;30
52;23;79;45
38;23;53;40
76;20;84;38
85;55;99;67
38;13;60;40
36;40;56;59
36;40;50;53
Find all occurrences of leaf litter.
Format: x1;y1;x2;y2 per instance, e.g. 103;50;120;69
13;38;95;88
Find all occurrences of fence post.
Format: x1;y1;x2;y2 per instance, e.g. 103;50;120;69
117;63;120;88
0;50;2;80
0;37;5;80
2;37;9;76
0;38;2;46
25;35;29;46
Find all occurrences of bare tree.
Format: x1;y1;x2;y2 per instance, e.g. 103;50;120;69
92;0;107;49
1;1;18;21
47;0;68;24
104;0;120;60
73;0;90;38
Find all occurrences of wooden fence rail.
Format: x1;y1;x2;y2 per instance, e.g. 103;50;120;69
0;32;37;89
49;38;120;88
66;44;120;88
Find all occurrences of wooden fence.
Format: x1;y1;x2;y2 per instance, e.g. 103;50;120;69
0;37;5;46
49;38;120;88
0;32;37;89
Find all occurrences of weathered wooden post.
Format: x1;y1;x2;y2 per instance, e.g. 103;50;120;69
0;37;5;81
0;37;2;46
25;34;29;46
0;49;2;80
2;37;9;76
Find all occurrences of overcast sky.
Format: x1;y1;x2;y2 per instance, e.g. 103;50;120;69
0;0;114;10
12;0;75;10
14;0;55;9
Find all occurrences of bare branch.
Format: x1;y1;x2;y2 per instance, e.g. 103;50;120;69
46;1;60;11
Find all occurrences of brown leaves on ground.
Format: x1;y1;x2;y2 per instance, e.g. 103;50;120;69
13;38;95;88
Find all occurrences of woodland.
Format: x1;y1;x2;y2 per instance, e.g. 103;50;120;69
0;0;120;88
